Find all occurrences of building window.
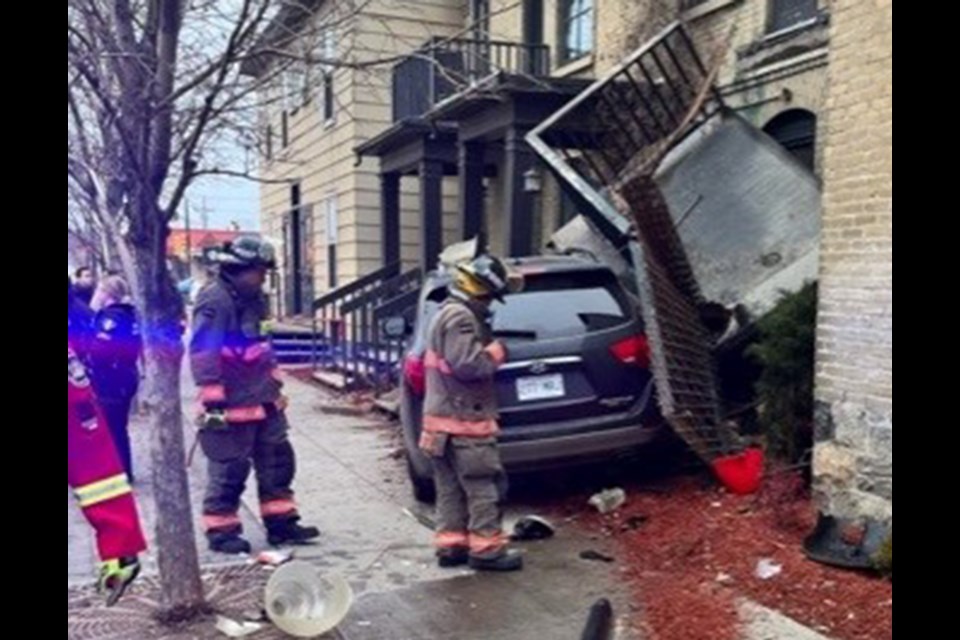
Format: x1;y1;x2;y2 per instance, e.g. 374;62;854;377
559;0;594;64
265;124;273;160
281;111;289;148
763;109;817;172
289;60;309;112
317;29;336;125
324;194;338;288
322;72;335;123
282;67;301;115
767;0;818;34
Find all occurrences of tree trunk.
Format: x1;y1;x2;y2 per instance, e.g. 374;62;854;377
136;239;205;613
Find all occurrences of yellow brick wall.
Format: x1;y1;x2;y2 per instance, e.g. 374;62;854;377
813;0;892;521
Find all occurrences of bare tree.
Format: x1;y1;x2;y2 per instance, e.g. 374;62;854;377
67;0;543;617
66;0;334;615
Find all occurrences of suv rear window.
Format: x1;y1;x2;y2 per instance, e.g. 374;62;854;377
491;270;630;340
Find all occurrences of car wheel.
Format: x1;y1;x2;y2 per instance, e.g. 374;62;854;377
407;456;436;504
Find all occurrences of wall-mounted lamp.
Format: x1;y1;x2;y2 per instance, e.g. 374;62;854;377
523;167;543;193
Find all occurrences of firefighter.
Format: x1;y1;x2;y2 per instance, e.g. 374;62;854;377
89;275;142;481
69;283;146;606
419;252;524;571
69;277;94;360
190;237;319;554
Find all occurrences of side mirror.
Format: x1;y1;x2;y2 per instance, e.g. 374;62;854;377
382;316;410;340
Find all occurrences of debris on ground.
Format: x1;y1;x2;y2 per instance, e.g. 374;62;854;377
621;515;648;532
588;488;626;514
215;615;262;637
560;471;892;640
255;549;293;567
241;609;268;623
580;550;616;563
754;558;783;580
511;515;556;541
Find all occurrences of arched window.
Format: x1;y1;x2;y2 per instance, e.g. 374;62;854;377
763;109;817;172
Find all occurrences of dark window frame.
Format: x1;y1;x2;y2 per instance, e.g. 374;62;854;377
558;0;595;65
767;0;819;34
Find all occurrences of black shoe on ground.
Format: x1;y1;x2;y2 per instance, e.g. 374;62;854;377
436;547;470;568
267;520;321;546
208;532;252;555
468;549;524;572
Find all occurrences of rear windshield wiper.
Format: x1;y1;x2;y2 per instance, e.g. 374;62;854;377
492;329;538;340
578;313;627;331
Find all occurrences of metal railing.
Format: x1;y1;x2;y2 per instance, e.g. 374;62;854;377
527;22;739;461
311;263;401;380
373;286;423;389
392;36;551;122
340;267;423;389
311;264;424;389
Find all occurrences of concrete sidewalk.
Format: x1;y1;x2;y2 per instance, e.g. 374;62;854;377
69;365;830;640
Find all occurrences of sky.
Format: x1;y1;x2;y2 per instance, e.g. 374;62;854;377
174;174;260;232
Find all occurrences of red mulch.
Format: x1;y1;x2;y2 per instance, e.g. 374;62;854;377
563;471;892;640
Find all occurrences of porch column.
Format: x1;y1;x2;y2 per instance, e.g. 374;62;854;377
503;126;536;257
459;140;486;240
380;171;401;268
420;158;444;271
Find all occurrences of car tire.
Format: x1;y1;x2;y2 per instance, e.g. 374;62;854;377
407;456;436;504
400;385;436;504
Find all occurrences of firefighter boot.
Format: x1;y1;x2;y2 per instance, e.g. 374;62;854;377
98;556;141;606
436;546;470;568
266;516;320;546
208;531;252;555
468;548;524;572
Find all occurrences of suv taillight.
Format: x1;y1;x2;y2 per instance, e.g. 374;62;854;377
610;334;651;369
404;354;426;396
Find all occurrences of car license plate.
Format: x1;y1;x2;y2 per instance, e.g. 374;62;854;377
516;374;565;402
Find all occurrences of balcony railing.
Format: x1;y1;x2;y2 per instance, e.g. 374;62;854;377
392;37;551;122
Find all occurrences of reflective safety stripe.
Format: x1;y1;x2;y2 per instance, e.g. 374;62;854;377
199;385;226;403
202;513;241;531
224;406;267;422
260;499;297;517
75;474;132;508
469;531;508;555
423;414;499;437
434;530;469;549
220;342;271;362
242;343;271;362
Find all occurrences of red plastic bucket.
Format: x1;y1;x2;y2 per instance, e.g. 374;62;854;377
711;447;764;495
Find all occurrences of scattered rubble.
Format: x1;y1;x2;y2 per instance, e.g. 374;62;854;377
588;488;627;514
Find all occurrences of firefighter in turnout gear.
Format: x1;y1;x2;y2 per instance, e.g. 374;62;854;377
420;251;524;571
190;237;319;554
69;282;146;606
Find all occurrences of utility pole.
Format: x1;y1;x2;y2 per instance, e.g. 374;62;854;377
184;199;193;268
200;196;211;230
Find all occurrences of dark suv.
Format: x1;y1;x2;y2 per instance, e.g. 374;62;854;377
396;255;662;502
